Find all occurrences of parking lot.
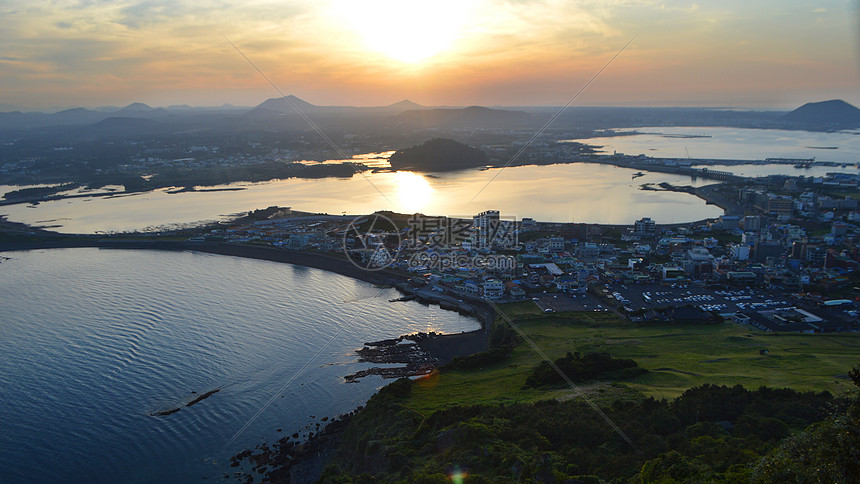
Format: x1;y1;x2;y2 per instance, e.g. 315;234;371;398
533;293;609;313
609;284;794;314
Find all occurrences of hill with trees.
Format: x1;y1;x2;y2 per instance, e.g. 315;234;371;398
388;138;488;172
784;99;860;128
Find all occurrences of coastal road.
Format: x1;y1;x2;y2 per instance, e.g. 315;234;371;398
695;183;744;217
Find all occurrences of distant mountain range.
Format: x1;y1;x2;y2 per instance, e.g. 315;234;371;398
394;105;533;129
387;99;424;110
1;97;858;136
250;95;318;114
0;95;436;138
116;102;170;117
245;96;427;119
0;101;248;131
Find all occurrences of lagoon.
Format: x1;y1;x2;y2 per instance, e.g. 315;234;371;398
4;126;860;233
0;163;721;233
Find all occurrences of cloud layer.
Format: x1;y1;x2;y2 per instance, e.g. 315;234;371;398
1;0;858;109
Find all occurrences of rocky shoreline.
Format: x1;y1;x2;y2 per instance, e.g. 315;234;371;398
228;410;359;484
345;333;440;382
344;326;493;383
230;318;495;481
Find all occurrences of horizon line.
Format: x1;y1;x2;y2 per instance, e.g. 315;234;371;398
4;98;846;115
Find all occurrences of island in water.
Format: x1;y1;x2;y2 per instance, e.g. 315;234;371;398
387;138;489;172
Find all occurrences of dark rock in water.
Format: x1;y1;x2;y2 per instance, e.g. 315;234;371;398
152;407;181;417
150;387;220;416
186;388;219;407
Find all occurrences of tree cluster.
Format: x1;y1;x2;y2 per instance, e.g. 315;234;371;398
317;382;844;483
524;351;646;388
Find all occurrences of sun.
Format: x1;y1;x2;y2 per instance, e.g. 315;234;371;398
393;171;434;212
332;0;477;64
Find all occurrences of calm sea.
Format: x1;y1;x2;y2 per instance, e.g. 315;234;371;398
0;248;479;482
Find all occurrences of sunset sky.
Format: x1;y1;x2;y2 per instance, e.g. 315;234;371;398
2;0;858;111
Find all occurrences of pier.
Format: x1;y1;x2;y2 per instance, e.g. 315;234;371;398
600;159;747;182
765;157;816;168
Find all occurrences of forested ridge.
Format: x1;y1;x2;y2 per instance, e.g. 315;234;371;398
316;376;858;483
237;312;860;483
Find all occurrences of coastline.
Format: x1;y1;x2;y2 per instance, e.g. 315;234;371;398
0;239;405;286
0;238;493;358
1;239;495;482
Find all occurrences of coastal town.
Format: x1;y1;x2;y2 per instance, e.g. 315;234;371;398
201;162;860;335
4;146;859;337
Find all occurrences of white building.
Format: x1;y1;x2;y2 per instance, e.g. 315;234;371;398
662;266;685;281
482;279;504;300
520;217;536;231
549;237;565;252
634;217;656;235
473;210;500;249
730;244;751;261
743;215;762;232
580;243;600;259
457;280;481;296
686;247;713;262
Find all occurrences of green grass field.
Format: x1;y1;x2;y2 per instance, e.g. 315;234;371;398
405;302;860;414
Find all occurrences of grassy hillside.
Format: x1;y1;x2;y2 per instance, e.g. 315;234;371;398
404;302;859;415
243;302;860;482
